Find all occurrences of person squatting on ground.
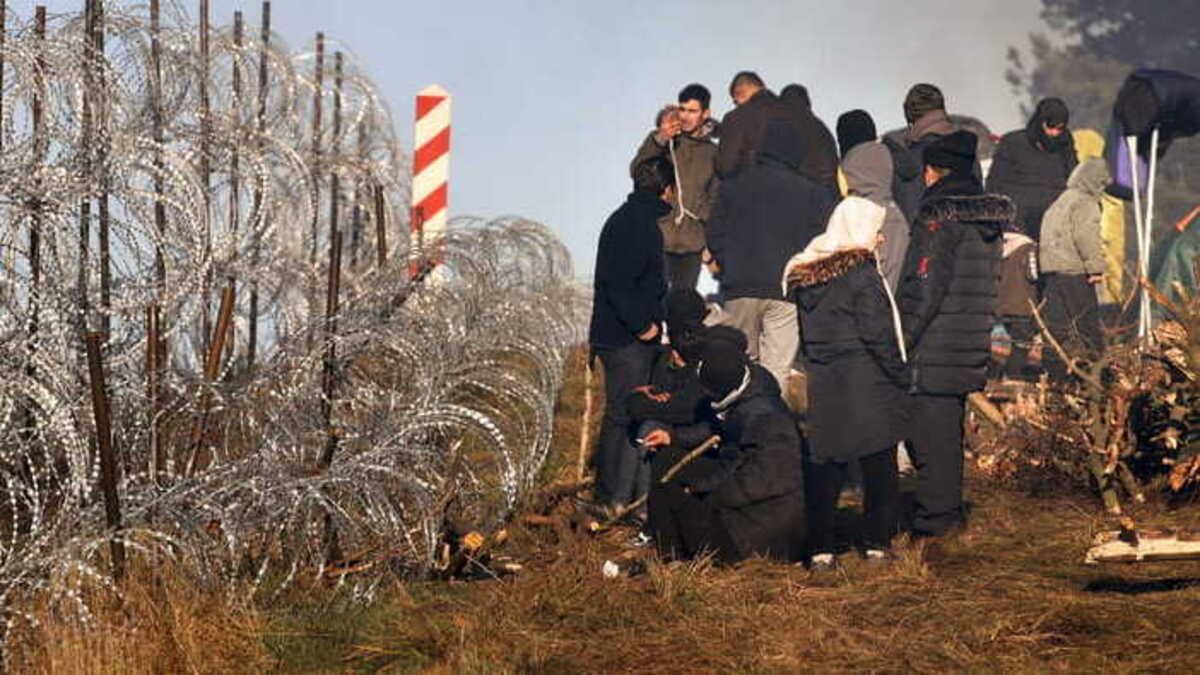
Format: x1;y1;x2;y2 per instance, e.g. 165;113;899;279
986;98;1077;241
630;84;720;290
993;228;1041;381
648;337;805;563
1038;157;1111;381
785;197;909;569
705;118;837;390
625;289;715;525
898;130;1010;537
588;156;675;509
837;109;911;292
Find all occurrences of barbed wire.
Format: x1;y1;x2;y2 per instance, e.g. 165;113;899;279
0;2;586;652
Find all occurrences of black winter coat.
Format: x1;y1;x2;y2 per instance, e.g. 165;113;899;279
898;176;1012;395
588;192;669;348
708;122;837;300
687;365;805;560
985;111;1076;240
780;93;841;191
627;347;715;449
792;249;908;462
714;89;791;179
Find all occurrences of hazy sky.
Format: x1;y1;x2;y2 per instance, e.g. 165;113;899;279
15;0;1048;277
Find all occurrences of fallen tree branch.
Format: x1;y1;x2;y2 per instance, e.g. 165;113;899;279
598;435;721;530
1029;299;1105;392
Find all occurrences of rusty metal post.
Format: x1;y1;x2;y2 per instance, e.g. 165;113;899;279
186;285;236;476
224;10;243;365
350;119;366;269
78;0;95;319
94;0;113;338
247;1;270;368
317;230;342;469
86;332;126;580
374;185;387;267
198;0;213;354
146;304;164;482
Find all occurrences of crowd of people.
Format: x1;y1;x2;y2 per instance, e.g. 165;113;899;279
588;71;1112;569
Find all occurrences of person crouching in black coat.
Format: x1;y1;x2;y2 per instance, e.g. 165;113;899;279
648;337;805;562
784;196;910;569
897;130;1011;537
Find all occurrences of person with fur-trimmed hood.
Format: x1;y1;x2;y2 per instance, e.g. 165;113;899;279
898;130;1012;537
986;98;1077;240
784;197;909;569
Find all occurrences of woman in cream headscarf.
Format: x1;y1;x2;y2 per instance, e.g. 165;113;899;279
783;197;909;570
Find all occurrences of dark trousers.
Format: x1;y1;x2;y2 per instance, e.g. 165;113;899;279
907;394;966;536
806;447;899;555
999;315;1038;381
647;445;737;561
1042;274;1103;382
592;340;657;506
664;251;702;290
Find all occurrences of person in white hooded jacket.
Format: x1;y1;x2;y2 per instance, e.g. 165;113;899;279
783;197;909;569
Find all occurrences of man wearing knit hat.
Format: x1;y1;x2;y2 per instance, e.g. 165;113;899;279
648;337;804;562
896;129;1013;537
986;98;1078;240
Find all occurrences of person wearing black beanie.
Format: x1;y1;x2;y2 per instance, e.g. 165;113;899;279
836;109;877;159
894;127;1015;538
645;334;804;562
986;97;1078;240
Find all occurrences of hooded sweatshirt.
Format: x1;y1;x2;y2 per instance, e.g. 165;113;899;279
1038;158;1110;276
986;99;1078;240
842;142;911;290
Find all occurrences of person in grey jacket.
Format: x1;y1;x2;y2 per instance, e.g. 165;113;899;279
630;84;720;290
1038;158;1111;381
840;118;910;292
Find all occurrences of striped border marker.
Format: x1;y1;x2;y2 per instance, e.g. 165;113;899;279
411;84;451;278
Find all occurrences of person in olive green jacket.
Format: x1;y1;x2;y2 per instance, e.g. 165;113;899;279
631;83;720;290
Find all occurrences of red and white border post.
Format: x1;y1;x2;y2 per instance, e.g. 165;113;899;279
411;84;451;278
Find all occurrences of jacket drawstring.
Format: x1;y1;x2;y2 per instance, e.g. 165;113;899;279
667;137;701;226
876;258;908;363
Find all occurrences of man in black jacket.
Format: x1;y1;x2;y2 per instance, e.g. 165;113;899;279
706;119;837;390
648;337;804;562
588;156;675;509
779;83;840;195
897;130;1012;537
986;98;1077;240
714;71;791;179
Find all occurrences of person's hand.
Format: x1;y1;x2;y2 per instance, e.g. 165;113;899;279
1087;273;1104;285
638;323;660;342
633;386;671;403
642;428;672;448
655;112;682;144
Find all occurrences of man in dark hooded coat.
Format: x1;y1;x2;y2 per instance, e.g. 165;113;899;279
986;98;1077;240
898;130;1012;537
779;83;840;194
705;119;837;389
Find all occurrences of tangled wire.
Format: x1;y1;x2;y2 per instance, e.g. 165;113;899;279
0;1;586;649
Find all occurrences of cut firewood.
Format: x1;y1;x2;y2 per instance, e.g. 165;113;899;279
1086;528;1200;564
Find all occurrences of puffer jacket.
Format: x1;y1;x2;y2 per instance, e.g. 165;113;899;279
986;100;1078;239
898;175;1012;395
1037;158;1110;276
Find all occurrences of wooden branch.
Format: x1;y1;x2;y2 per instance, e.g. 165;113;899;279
1029;299;1105;392
576;354;595;482
598;435;721;529
967;392;1006;428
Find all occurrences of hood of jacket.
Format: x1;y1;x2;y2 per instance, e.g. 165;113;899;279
842;142;894;204
757;118;806;171
718;364;781;414
908;109;956;142
1066;157;1111;198
917;193;1014;242
1026;97;1073;153
782;196;884;294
